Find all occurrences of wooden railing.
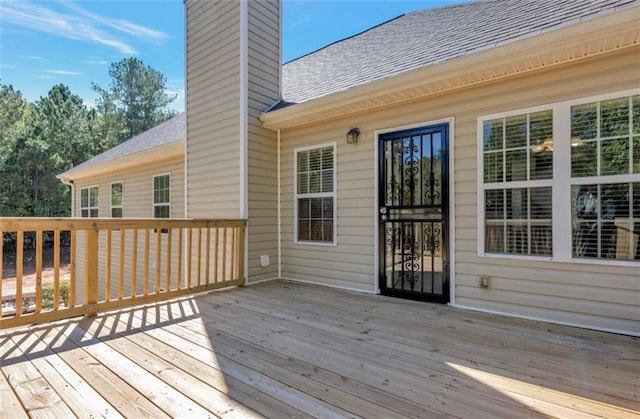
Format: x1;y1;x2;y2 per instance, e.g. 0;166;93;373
0;218;246;329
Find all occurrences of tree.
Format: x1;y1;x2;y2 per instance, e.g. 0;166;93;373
93;57;177;142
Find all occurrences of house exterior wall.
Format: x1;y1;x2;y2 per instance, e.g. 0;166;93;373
279;49;640;335
186;0;242;219
186;0;280;282
71;155;185;302
246;0;280;282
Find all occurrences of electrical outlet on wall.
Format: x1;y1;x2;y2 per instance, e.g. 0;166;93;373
260;255;270;267
480;275;490;288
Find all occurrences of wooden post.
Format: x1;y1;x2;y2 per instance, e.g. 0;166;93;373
85;225;99;317
237;224;246;286
35;230;42;313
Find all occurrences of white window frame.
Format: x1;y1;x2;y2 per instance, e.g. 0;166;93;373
152;173;171;218
80;185;99;218
477;87;640;266
294;142;337;246
110;181;123;218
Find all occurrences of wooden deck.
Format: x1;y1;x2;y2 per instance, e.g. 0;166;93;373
1;280;639;418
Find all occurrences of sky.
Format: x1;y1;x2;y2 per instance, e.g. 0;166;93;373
0;0;465;113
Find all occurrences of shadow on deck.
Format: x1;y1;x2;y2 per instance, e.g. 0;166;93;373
1;280;639;417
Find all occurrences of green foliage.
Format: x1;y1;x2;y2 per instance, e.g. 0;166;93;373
41;280;71;310
93;57;177;143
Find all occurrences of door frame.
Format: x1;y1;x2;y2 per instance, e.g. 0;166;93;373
373;118;455;305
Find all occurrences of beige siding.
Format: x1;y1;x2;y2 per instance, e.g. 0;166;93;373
247;0;279;282
280;48;640;334
72;156;185;301
186;0;241;219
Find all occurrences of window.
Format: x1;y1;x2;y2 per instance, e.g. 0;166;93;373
80;186;98;218
111;182;123;218
295;144;336;244
571;95;640;260
479;90;640;263
482;111;553;256
153;174;170;218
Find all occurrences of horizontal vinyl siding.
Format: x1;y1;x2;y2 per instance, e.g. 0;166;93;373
186;0;241;219
246;0;279;282
71;155;185;301
280;48;640;333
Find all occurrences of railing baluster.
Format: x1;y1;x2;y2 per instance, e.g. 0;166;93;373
156;228;162;294
166;228;172;292
132;229;138;297
144;229;150;296
197;228;202;286
16;231;23;317
0;229;3;315
177;227;183;290
222;227;227;282
54;228;60;310
237;225;245;284
106;228;112;302
119;228;125;299
187;228;193;289
213;226;219;284
86;226;99;317
205;227;211;285
35;230;42;313
69;229;76;308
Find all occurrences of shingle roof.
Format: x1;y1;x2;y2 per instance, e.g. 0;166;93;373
279;0;638;107
60;112;185;177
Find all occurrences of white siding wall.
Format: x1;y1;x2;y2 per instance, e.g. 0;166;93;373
247;0;279;282
280;49;640;334
186;0;242;219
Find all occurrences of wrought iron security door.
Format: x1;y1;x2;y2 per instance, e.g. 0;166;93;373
379;124;449;303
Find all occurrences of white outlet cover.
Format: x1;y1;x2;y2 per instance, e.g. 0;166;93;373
260;255;270;267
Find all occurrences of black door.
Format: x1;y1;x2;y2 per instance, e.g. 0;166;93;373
379;124;449;303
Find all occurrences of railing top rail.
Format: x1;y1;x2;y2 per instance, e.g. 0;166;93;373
0;218;247;231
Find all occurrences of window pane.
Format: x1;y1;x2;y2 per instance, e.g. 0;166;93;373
529;110;553;146
634;137;640;174
90;209;98;218
111;207;123;218
505;149;527;182
571;102;597;140
633;95;640;135
321;169;333;193
601;97;629;137
573;183;638;260
298;198;310;219
90;187;98;207
321;146;333;170
310;198;322;218
601;138;629;176
310;220;323;241
297;151;308;173
485;190;504;220
111;183;123;206
81;188;88;207
572;140;597;177
530;150;552;180
506;188;528;220
484;152;503;183
298;173;308;194
505;115;527;149
309;171;321;193
483;119;503;151
154;205;169;218
309;149;321;170
81;209;88;218
322;197;333;219
298;219;310;241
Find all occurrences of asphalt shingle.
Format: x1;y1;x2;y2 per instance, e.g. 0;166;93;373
280;0;638;107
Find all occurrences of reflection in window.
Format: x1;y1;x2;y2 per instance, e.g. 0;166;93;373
153;174;170;218
571;95;640;261
483;110;553;256
111;182;123;218
572;183;639;260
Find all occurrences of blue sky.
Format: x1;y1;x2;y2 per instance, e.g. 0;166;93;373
0;0;464;112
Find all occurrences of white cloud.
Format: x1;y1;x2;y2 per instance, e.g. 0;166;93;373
45;69;81;76
82;60;109;65
0;1;169;55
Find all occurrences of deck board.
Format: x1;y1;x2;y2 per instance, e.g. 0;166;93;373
2;280;639;418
